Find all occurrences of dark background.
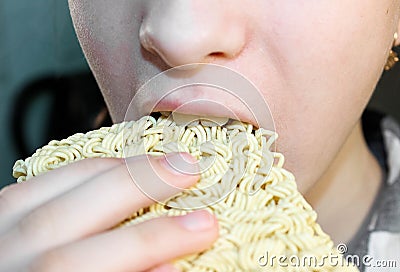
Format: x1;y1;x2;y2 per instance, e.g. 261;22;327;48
1;1;399;188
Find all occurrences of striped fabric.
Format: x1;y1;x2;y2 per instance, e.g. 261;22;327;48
348;115;400;271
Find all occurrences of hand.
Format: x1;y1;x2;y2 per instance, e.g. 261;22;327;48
0;153;218;272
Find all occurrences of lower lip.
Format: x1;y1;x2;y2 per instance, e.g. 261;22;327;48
155;99;236;118
152;99;265;129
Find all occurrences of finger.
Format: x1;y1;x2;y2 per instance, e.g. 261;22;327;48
31;211;218;272
146;263;181;272
1;158;121;220
2;153;199;262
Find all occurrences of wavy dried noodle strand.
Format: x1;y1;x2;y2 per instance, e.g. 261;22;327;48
12;114;359;271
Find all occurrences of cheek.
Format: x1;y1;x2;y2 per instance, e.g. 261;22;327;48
245;0;395;191
69;0;161;121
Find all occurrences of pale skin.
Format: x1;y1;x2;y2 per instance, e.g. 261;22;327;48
1;1;400;271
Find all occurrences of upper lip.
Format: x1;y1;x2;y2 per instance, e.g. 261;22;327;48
126;64;274;129
128;85;273;130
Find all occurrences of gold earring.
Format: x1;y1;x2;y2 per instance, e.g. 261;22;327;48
384;32;399;71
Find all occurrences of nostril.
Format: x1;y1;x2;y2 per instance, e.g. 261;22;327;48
208;52;226;61
209;52;225;57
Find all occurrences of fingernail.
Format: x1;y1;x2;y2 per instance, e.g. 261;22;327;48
160;153;199;177
176;210;215;231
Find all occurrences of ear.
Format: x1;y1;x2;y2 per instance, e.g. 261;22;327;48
396;19;400;47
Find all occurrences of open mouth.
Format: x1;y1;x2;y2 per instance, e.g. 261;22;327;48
149;111;248;128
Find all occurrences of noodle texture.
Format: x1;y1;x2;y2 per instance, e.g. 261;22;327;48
13;114;359;271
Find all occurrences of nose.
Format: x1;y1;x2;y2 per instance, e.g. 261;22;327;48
140;1;246;67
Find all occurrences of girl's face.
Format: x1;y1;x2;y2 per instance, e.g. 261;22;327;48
68;0;400;193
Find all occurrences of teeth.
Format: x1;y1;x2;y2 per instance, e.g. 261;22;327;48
160;111;171;117
171;112;229;127
171;112;200;126
200;116;229;127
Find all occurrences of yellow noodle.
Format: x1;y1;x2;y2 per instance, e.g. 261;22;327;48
12;114;359;272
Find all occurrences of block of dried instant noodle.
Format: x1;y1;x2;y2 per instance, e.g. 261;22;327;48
12;113;359;271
